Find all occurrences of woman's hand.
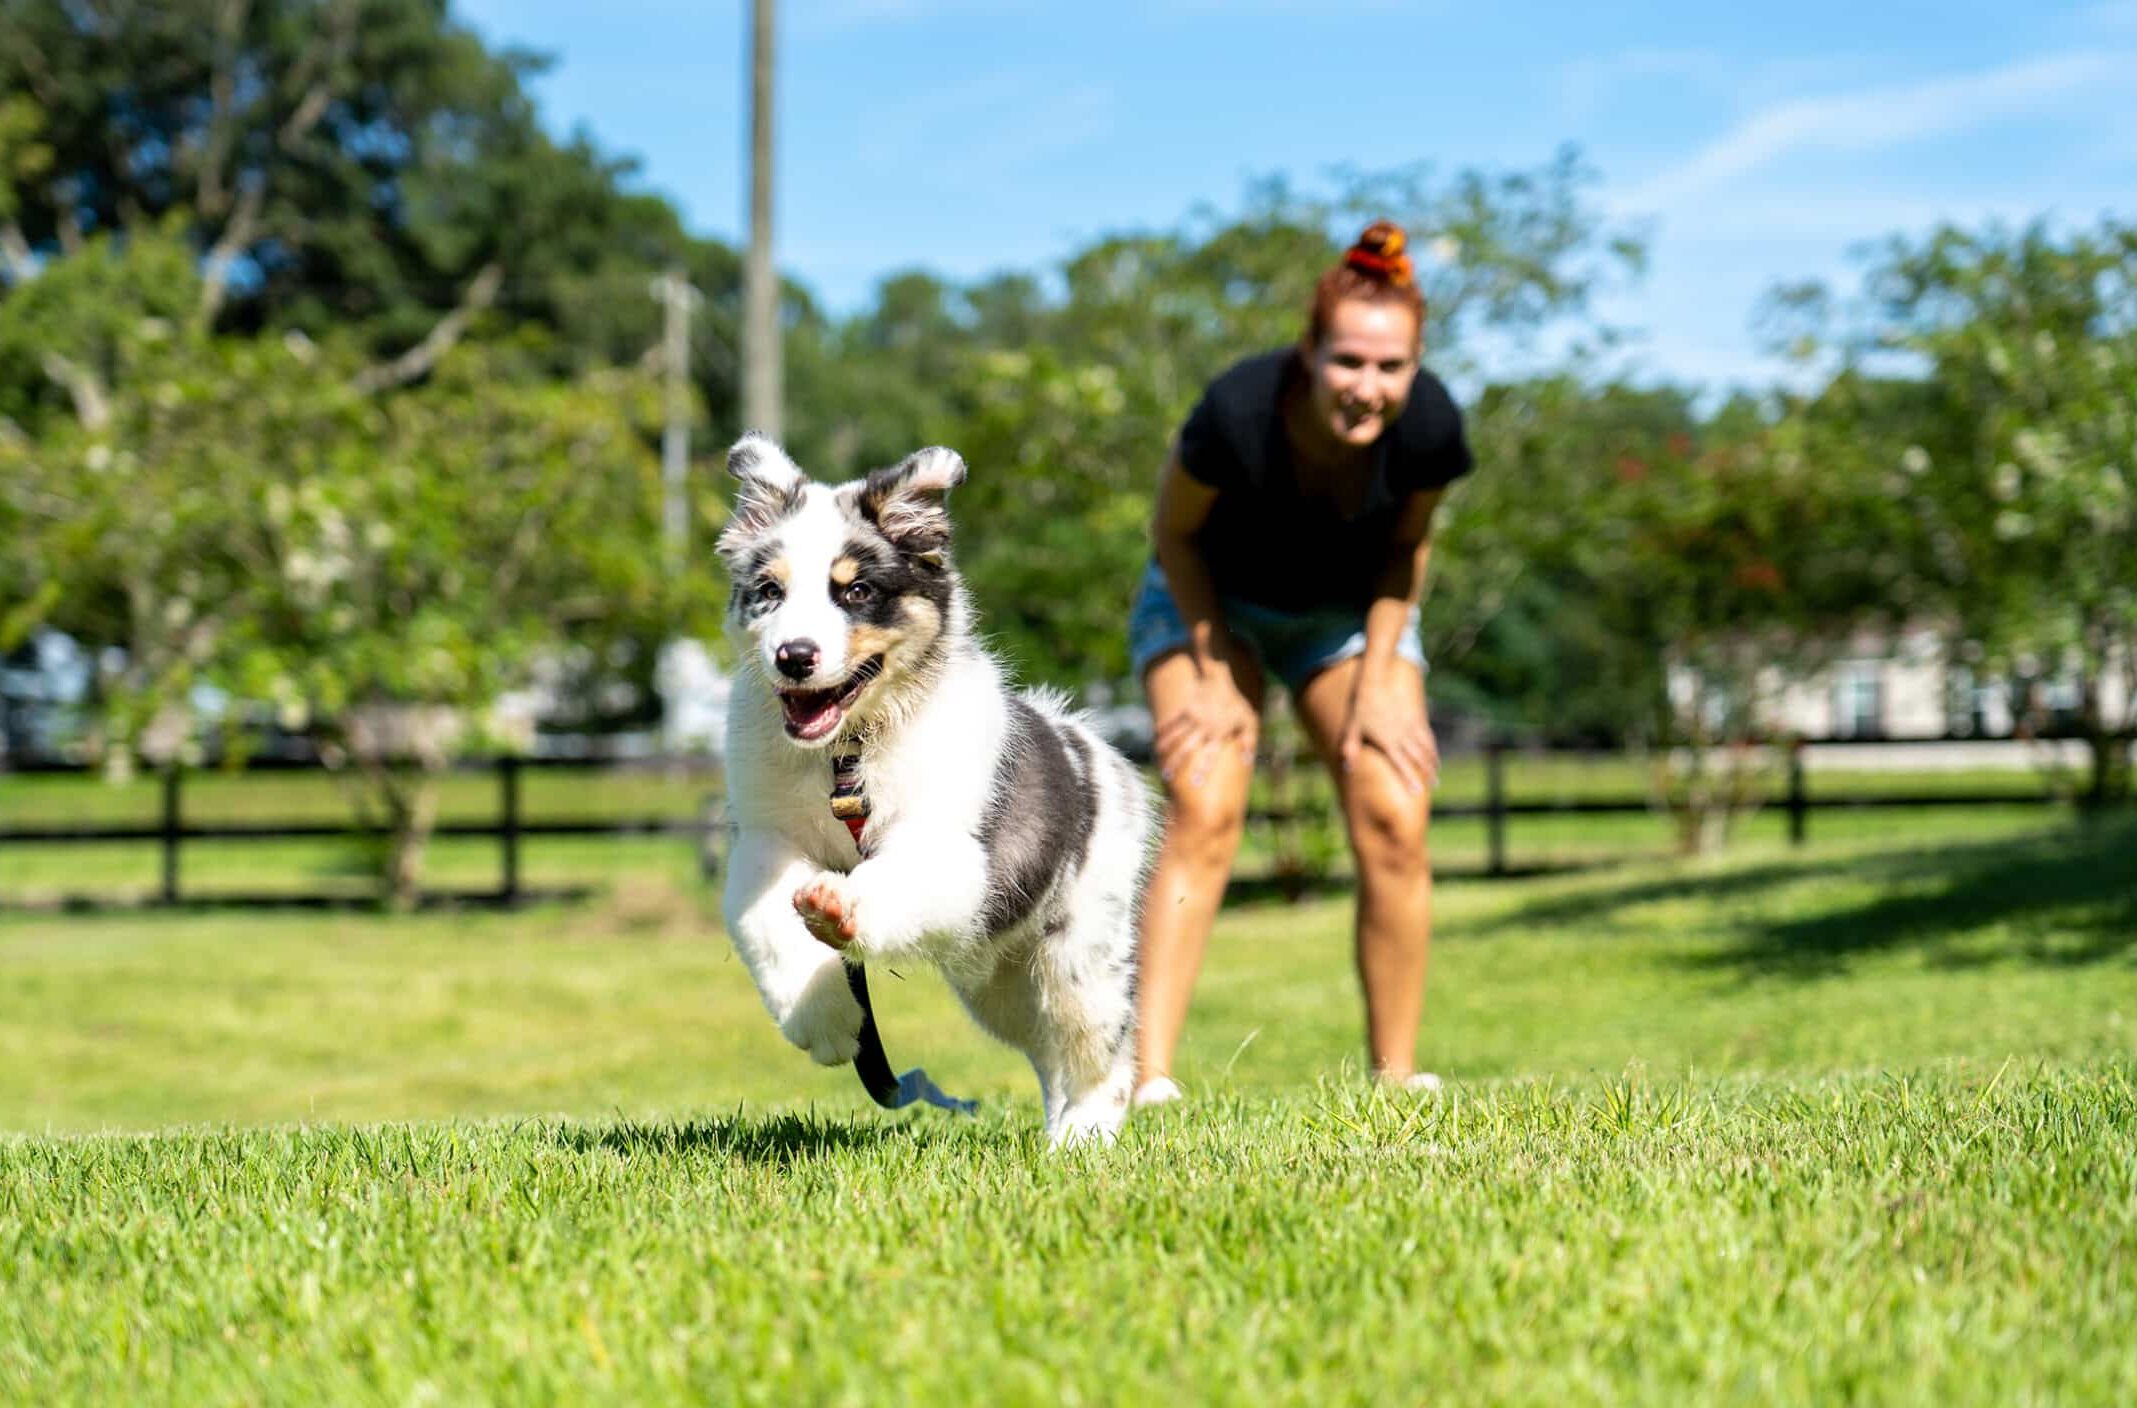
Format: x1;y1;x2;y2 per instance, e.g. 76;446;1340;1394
1153;675;1259;789
1340;674;1438;795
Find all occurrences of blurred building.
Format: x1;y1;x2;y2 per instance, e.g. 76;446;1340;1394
655;639;731;756
0;632;93;765
1689;625;2128;749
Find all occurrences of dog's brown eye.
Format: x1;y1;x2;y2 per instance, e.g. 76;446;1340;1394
752;578;785;606
842;581;875;606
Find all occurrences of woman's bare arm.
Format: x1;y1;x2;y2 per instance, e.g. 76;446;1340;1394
1150;453;1231;670
1148;454;1259;782
1344;488;1446;791
1358;487;1444;680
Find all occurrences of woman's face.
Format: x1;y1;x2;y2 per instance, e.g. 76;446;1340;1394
1304;299;1421;450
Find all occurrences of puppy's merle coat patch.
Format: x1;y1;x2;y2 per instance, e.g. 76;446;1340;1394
978;699;1100;933
716;434;1153;1147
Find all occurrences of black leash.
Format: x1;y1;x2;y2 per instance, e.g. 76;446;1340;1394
829;747;974;1115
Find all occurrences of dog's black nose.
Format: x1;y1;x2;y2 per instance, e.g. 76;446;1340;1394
775;639;820;681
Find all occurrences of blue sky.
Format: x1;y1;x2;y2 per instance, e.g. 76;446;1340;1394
455;0;2136;394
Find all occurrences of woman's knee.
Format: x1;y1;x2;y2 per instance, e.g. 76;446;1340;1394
1161;773;1252;867
1344;781;1430;875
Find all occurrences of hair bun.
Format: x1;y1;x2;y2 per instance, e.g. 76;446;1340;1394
1343;220;1414;288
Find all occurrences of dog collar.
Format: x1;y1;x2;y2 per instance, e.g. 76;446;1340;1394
830;750;870;855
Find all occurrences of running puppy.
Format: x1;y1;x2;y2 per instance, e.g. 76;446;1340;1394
716;434;1153;1147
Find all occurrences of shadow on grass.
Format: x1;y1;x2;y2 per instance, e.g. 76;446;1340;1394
1702;811;2137;978
1470;857;1840;933
1479;810;2137;978
1226;859;1611;907
553;1108;937;1166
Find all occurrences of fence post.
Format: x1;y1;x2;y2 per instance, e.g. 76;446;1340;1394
1787;739;1807;848
160;765;182;904
499;756;522;907
1486;740;1507;878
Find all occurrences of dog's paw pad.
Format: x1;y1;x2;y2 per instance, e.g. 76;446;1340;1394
792;879;859;949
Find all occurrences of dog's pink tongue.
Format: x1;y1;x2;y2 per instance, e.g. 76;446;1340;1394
781;691;842;741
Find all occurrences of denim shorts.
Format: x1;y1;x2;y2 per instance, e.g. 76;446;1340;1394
1127;560;1426;696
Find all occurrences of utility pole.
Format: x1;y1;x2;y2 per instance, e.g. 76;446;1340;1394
653;267;700;569
742;0;781;440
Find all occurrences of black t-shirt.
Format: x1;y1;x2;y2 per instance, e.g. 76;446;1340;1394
1175;350;1473;612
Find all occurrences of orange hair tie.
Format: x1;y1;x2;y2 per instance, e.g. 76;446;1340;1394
1344;221;1414;287
1343;246;1414;287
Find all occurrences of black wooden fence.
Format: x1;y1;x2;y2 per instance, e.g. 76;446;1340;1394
0;738;2100;910
0;757;720;909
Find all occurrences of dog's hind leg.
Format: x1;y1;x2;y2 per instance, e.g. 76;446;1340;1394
1040;738;1153;1149
723;829;864;1066
1049;1035;1136;1150
1028;912;1140;1150
953;954;1065;1131
957;940;1130;1144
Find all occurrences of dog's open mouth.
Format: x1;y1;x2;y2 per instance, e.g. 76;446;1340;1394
777;657;884;741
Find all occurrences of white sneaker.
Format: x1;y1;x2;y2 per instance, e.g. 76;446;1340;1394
1131;1076;1184;1109
1396;1071;1444;1096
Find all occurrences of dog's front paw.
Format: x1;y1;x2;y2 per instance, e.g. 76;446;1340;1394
793;874;861;950
778;955;864;1066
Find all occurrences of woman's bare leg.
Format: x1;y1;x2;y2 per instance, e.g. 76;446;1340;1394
1134;648;1264;1089
1292;656;1433;1080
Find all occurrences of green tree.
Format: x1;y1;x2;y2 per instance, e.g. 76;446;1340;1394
0;231;703;903
1606;414;1894;851
1441;377;1896;852
225;344;692;902
1787;219;2137;801
0;1;733;394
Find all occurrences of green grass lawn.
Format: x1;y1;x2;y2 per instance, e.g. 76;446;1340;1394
1;813;2132;1403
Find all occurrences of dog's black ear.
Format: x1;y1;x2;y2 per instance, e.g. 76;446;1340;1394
718;433;808;558
859;446;966;557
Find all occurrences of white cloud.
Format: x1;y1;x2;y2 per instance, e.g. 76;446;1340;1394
1554;47;1729;122
1617;51;2133;215
1553;46;1919;127
853;73;1115;188
1649;189;2130;246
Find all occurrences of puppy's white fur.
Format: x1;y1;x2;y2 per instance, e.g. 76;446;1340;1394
718;436;1152;1147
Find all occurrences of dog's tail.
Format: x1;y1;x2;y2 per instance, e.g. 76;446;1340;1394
844;963;977;1114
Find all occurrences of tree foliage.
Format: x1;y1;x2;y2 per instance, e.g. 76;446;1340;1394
0;230;702;901
1437;378;1902;849
1785;219;2137;801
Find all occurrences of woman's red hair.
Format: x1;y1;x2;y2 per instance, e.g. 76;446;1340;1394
1305;220;1428;350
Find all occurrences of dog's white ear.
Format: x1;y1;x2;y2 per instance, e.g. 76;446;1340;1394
884;446;967;496
718;433;808;558
727;432;805;493
859;446;966;556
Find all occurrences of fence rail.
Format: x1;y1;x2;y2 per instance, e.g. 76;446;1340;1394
0;741;2112;909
